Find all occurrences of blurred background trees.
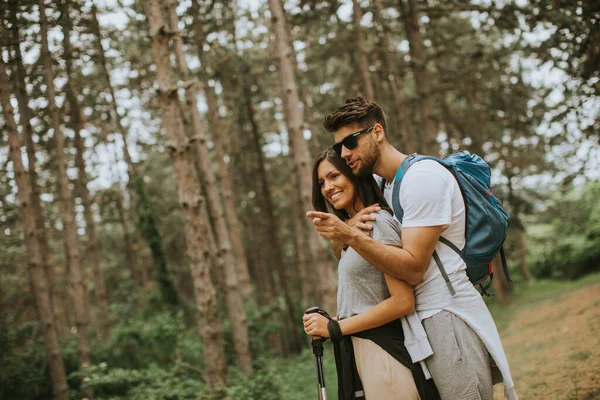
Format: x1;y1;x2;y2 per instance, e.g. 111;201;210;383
0;0;598;398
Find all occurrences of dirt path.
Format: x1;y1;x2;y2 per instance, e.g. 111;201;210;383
493;284;600;400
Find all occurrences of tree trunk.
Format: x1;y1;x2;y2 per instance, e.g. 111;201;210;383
399;0;439;156
90;5;151;292
167;0;253;374
189;0;253;298
242;82;302;354
39;0;93;382
144;0;227;388
267;0;337;315
515;227;532;281
60;0;110;341
351;0;376;101
373;0;415;152
0;49;69;400
6;6;69;342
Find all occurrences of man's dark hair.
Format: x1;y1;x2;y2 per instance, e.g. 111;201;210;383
323;97;388;137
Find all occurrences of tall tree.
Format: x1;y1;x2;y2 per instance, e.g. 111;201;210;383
39;0;93;378
351;0;376;101
167;0;253;374
373;0;415;152
60;0;110;340
0;42;69;400
89;4;165;295
188;0;253;298
399;0;439;155
143;0;227;388
6;3;69;341
267;0;336;314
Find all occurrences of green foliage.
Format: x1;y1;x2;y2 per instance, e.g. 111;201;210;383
269;348;338;400
225;362;281;400
528;182;600;279
0;322;52;399
72;364;206;400
134;176;180;308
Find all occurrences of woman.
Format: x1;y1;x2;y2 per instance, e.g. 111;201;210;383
303;148;439;400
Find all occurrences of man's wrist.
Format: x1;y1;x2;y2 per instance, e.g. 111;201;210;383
346;228;362;247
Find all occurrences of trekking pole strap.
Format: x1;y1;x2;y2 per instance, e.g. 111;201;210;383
432;251;456;296
327;319;343;342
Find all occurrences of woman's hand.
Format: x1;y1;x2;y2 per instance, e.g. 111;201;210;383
302;312;330;338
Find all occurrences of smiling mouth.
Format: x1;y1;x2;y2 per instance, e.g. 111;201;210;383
330;192;342;201
348;160;359;169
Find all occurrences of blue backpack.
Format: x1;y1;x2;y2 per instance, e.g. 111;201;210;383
390;151;511;296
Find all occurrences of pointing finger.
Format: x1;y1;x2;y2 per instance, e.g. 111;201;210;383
306;211;331;219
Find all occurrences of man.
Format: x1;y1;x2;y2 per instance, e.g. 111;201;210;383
306;98;517;400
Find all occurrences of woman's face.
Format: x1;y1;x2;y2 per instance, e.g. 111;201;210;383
317;159;359;212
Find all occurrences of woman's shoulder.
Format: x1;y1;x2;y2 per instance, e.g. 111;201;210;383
373;209;396;223
372;209;401;237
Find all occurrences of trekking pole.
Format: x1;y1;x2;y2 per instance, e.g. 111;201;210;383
305;306;328;400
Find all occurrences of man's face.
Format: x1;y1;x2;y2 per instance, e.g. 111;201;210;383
333;124;378;177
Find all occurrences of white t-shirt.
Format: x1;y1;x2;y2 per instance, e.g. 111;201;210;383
388;160;467;317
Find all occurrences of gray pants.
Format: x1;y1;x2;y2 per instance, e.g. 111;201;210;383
423;311;493;400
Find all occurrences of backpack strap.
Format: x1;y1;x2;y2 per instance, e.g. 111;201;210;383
500;246;511;282
390;154;417;222
432;251;456;296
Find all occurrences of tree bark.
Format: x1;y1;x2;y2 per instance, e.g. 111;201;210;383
6;6;69;342
351;0;376;101
39;0;93;380
373;0;415;152
167;0;253;374
267;0;337;315
492;254;509;305
399;0;439;156
189;0;253;298
60;0;110;341
144;0;227;388
0;48;69;400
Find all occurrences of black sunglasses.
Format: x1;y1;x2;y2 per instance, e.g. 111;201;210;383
333;126;374;156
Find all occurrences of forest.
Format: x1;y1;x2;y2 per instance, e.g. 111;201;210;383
0;0;598;399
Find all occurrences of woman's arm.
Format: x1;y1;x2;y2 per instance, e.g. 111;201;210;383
303;270;414;338
338;274;414;336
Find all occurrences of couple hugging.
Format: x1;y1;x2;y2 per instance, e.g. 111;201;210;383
302;97;517;400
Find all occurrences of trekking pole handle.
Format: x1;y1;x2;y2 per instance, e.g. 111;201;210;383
305;306;328;340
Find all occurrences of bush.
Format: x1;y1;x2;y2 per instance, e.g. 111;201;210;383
528;182;600;279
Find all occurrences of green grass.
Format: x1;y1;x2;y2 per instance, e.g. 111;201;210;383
486;272;600;332
271;346;339;400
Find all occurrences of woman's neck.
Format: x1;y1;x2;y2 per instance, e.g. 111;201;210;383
346;198;365;218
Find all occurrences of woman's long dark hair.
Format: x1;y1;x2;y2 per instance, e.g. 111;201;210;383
311;148;391;221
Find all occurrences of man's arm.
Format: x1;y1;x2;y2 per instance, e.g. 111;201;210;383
306;211;441;285
346;225;442;285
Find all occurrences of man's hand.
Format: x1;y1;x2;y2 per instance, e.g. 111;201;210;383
346;204;381;235
330;205;381;259
306;211;359;245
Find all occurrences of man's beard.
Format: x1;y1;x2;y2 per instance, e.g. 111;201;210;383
354;147;378;177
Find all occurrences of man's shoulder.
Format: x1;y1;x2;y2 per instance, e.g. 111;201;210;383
408;159;451;178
